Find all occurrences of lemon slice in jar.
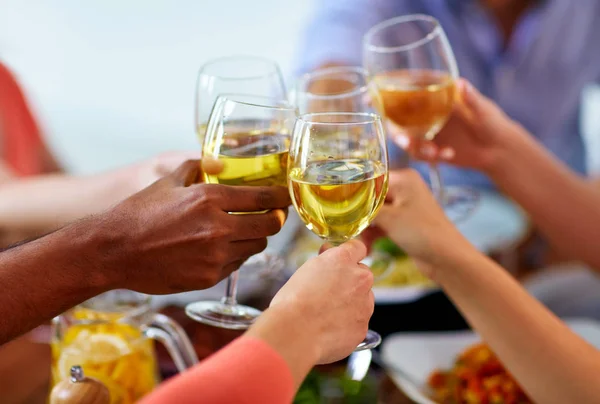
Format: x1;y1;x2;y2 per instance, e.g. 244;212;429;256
58;332;131;380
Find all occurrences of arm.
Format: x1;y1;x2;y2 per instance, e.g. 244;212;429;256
407;80;600;270
0;151;197;246
139;307;312;404
0;170;132;246
374;170;600;404
0;218;114;344
487;124;600;269
140;240;374;404
0;160;292;344
437;239;600;404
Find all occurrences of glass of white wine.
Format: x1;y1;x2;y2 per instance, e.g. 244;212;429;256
363;14;478;222
185;94;296;329
295;66;395;280
288;112;389;351
195;56;287;146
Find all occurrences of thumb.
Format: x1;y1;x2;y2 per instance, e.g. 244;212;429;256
170;160;202;187
458;79;489;116
319;242;334;255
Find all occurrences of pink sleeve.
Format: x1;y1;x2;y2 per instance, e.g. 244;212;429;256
140;336;295;404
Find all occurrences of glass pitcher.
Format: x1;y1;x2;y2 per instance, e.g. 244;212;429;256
50;290;198;404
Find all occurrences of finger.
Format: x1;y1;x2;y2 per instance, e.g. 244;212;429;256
229;209;287;240
319;242;334;255
154;151;201;177
361;226;387;253
203;184;291;212
201;156;225;176
221;259;248;279
458;79;489;116
169;160;202;187
228;238;269;263
334;239;368;263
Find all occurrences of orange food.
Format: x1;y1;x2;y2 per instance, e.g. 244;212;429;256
427;343;533;404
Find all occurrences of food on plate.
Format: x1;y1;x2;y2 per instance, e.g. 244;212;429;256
288;231;434;287
371;236;406;258
428;343;532;404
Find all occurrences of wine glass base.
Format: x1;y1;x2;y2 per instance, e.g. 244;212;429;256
185;301;262;330
355;330;382;351
442;186;480;223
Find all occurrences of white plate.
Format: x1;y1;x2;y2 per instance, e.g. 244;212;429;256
381;318;600;404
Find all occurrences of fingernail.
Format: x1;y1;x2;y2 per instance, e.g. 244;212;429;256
439;147;455;160
420;144;436;159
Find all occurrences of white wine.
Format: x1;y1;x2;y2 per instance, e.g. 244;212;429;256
204;131;289;187
373;69;456;140
289;159;388;244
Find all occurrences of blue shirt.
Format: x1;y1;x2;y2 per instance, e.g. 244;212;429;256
295;0;600;188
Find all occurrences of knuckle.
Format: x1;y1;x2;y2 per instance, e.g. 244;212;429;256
192;185;222;207
253;238;269;254
335;246;354;264
357;269;374;289
256;190;276;209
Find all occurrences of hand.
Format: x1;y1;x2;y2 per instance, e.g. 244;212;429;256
269;240;374;364
388;79;525;172
364;169;471;278
122;150;201;192
95;159;291;294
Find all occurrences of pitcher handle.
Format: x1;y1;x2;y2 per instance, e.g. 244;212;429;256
143;313;199;372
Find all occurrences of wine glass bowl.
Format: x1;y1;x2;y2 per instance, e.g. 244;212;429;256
186;93;295;330
288;112;388;350
363;15;478;222
295;66;374;114
195;55;287;146
202;94;295;189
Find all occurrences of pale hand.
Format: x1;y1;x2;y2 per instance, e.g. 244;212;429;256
270;240;374;364
388;79;524;173
363;169;471;279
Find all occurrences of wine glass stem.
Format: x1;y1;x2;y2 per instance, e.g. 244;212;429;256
221;270;240;306
429;162;446;205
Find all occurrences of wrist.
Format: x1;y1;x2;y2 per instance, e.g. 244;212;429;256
246;303;320;388
484;122;528;179
66;215;124;292
417;227;478;279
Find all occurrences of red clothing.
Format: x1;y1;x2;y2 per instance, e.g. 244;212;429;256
0;63;45;176
140;336;295;404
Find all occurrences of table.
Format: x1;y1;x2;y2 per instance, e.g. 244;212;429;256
0;306;414;404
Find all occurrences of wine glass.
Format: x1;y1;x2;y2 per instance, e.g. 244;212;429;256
295;66;373;114
185;94;296;329
288;112;388;350
295;66;395;279
195;55;287;146
363;14;478;222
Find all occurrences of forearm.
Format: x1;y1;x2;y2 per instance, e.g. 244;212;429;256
489;127;600;269
246;305;319;390
142;332;298;404
437;242;600;404
0;170;131;245
0;217;114;344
